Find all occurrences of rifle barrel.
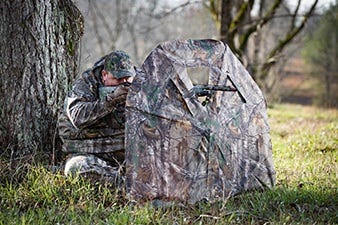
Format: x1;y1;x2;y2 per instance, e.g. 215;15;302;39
194;85;237;92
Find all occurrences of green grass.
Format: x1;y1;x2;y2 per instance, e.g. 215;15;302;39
1;103;337;224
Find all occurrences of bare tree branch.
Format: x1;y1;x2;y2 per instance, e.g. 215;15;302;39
208;0;221;29
238;0;283;55
229;0;254;34
151;0;202;19
290;0;302;30
260;0;319;80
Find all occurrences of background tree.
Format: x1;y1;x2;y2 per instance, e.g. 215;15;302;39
0;0;83;162
206;0;319;101
76;0;217;71
74;0;323;105
302;2;338;107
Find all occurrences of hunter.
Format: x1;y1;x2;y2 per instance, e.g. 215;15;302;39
58;50;135;184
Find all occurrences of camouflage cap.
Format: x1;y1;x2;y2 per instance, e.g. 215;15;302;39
104;50;135;78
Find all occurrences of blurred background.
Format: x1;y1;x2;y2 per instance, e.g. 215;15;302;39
74;0;337;107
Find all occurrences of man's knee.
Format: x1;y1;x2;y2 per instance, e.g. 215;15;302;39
64;154;124;185
64;154;110;175
64;155;89;176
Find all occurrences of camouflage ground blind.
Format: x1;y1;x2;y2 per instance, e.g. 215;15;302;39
125;39;275;204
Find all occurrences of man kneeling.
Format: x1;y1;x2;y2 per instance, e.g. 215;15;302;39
58;50;135;185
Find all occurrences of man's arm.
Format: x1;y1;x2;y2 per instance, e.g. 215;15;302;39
66;78;128;130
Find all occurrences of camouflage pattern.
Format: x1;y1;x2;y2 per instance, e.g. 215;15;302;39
64;154;124;185
104;50;136;78
125;39;275;204
58;53;132;176
58;68;126;154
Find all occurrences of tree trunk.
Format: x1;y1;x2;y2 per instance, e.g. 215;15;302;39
219;0;233;45
0;0;83;161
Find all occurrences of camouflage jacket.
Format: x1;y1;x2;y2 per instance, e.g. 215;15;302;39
58;66;126;154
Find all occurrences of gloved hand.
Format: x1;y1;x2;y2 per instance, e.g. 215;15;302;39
105;86;129;109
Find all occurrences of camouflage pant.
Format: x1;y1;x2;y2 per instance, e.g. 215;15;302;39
64;153;125;186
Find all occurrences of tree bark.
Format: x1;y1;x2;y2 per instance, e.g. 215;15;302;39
0;0;83;160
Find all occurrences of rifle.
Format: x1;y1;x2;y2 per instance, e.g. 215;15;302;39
188;84;246;105
98;82;132;100
121;82;132;87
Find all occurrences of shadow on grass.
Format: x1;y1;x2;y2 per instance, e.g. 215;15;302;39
221;185;337;224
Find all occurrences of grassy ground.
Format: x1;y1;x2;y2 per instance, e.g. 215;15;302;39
0;104;337;224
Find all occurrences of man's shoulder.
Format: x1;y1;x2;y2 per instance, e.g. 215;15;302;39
81;68;95;79
68;68;100;99
74;68;100;85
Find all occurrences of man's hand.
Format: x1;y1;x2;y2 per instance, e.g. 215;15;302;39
105;86;129;109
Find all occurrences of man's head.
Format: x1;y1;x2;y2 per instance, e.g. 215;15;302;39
104;50;135;79
102;50;135;86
